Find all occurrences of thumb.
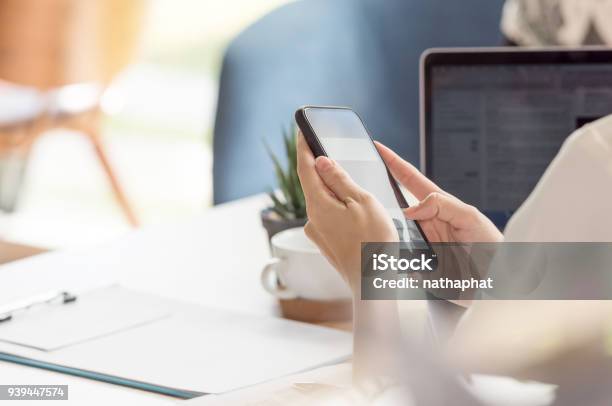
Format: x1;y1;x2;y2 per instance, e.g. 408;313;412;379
315;156;365;203
405;192;477;228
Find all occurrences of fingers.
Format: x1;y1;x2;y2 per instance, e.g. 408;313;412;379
314;156;367;204
418;220;441;242
375;141;441;200
297;133;340;207
405;192;478;229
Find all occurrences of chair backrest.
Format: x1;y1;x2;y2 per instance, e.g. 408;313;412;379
0;0;144;89
213;0;506;204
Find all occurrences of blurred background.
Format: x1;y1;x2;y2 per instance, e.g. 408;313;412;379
2;0;609;250
0;0;512;251
0;0;289;248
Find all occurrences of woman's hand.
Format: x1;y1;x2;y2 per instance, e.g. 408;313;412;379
297;133;405;380
296;133;398;291
297;133;503;292
375;142;503;244
297;133;502;376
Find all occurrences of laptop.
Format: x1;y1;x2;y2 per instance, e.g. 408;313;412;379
420;47;612;228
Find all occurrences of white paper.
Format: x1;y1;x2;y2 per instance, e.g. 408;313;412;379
0;286;171;351
0;290;352;394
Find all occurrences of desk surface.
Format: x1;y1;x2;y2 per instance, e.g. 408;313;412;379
0;194;284;405
1;194;277;314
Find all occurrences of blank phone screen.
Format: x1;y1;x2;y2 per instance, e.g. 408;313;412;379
304;108;426;243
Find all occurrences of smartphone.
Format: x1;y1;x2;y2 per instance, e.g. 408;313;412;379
295;105;431;246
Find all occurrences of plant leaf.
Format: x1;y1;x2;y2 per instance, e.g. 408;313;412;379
282;129;300;212
262;123;307;220
264;140;290;200
268;191;292;219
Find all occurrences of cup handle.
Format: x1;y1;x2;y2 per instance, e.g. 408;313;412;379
261;258;298;300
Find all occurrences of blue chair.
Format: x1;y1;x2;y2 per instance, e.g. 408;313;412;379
213;0;506;204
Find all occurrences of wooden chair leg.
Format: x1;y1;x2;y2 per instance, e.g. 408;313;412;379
81;111;139;227
0;119;45;212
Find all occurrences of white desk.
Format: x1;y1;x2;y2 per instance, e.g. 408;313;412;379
0;194;556;406
0;194;280;405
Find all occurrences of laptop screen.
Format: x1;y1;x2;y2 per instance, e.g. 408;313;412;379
426;58;612;228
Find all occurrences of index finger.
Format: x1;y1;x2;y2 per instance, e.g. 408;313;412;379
296;131;338;206
374;141;441;200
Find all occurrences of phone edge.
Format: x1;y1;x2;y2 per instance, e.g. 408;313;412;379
294;105;432;248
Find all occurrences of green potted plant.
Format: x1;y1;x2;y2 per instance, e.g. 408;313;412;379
261;126;307;241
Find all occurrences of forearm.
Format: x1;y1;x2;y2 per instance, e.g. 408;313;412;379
352;292;404;382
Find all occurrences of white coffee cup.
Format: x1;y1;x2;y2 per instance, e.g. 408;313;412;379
261;227;352;301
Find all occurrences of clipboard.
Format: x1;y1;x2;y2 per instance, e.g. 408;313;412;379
0;286;351;398
0;286;170;351
0;352;205;399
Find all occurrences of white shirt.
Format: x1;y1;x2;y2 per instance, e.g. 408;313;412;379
504;114;612;242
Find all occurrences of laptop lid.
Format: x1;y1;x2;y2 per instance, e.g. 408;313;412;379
420;47;612;229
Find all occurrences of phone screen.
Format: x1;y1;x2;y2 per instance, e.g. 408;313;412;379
303;107;427;244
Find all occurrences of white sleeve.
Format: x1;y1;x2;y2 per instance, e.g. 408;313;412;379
504;114;612;242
